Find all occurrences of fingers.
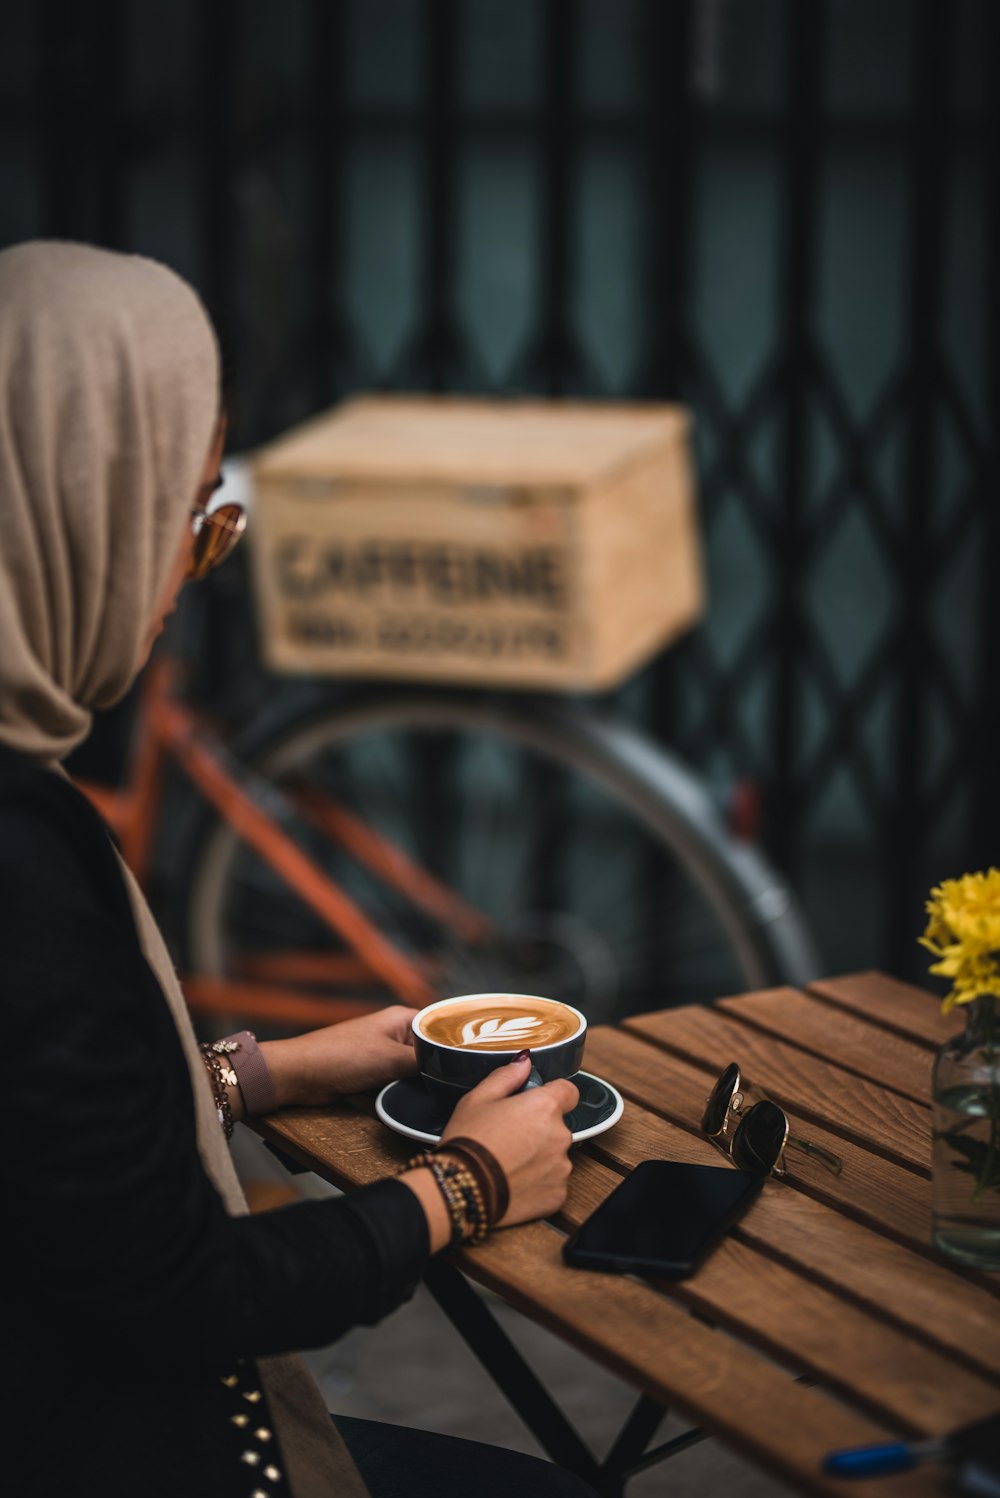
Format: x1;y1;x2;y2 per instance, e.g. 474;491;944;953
465;1052;533;1101
460;1062;578;1117
382;1005;418;1044
543;1077;580;1117
391;1044;419;1078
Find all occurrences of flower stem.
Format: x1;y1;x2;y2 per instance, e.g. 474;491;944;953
973;995;999;1203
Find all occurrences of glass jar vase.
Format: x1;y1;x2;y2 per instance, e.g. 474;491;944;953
931;994;1000;1269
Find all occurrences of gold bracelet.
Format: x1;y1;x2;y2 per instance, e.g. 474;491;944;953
200;1044;235;1141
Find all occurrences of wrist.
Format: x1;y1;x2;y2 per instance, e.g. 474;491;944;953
398;1167;453;1254
398;1150;491;1250
257;1036;310;1110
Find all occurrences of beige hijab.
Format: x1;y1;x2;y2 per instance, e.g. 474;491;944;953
0;242;367;1498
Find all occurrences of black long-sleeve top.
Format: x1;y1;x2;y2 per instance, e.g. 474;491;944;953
0;743;429;1494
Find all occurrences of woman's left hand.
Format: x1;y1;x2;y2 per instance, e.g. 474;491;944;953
260;1006;418;1108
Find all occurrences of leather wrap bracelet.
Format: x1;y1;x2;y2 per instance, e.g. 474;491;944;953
435;1136;510;1226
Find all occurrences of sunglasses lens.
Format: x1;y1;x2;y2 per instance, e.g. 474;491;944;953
189;503;245;579
702;1061;741;1136
731;1100;787;1176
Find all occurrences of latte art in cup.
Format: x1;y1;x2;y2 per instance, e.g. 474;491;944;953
413;992;587;1107
420;995;581;1051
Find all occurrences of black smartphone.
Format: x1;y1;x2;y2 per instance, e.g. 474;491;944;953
562;1160;762;1280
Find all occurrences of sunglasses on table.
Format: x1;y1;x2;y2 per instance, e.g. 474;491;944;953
187;473;247;581
701;1061;843;1179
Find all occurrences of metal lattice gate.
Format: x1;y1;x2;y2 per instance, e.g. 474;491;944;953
2;0;995;981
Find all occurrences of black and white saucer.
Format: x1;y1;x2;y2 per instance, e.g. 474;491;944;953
375;1070;624;1147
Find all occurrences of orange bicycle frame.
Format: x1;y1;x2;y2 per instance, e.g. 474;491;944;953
75;657;491;1022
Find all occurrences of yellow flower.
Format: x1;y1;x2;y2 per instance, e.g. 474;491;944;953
919;869;1000;1013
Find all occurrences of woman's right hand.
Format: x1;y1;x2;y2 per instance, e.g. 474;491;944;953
439;1053;579;1227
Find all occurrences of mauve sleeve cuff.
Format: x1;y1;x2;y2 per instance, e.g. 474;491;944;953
224;1030;278;1117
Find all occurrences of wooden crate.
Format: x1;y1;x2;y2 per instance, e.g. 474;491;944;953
248;396;703;692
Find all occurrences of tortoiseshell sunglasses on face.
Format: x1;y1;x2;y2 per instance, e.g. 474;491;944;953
187;500;247;581
701;1061;843;1178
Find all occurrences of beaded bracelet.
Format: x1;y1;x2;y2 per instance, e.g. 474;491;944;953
402;1151;490;1244
448;1159;488;1241
436;1137;510;1226
199;1041;237;1141
432;1154;487;1244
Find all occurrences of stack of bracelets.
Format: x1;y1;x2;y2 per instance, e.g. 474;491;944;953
199;1031;279;1142
197;1031;509;1246
401;1137;510;1245
200;1038;240;1141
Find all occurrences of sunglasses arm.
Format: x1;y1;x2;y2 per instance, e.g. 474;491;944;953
784;1132;843;1176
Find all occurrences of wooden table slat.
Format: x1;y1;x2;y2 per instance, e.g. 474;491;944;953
806;972;963;1051
715;987;934;1103
257;1104;414;1191
585;1028;934;1253
255;1118;952;1498
622;1006;931;1173
582;1098;1000;1370
563;1155;1000;1438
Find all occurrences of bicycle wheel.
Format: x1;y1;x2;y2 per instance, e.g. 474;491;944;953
179;687;819;1029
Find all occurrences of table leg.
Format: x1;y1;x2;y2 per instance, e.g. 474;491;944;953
424;1260;606;1489
423;1261;702;1497
602;1396;667;1473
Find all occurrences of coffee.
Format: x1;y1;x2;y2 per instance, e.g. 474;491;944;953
420;995;580;1051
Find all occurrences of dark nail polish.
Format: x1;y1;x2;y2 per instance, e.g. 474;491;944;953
513;1049;531;1063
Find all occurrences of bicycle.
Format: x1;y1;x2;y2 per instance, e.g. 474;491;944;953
75;643;819;1035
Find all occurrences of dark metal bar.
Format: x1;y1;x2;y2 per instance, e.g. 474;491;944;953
634;0;696;402
402;4;465;890
28;98;987;153
973;0;1000;870
197;0;236;330
634;0;698;1000
618;1422;708;1479
514;0;585;922
523;752;569;972
886;0;952;974
601;1392;667;1476
512;0;592;394
93;0;125;247
393;0;473;390
308;0;348;407
538;0;574;396
769;0;823;880
37;0;78;238
423;0;458;391
423;1260;606;1491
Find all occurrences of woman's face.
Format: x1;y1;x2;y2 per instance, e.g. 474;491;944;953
141;415;227;663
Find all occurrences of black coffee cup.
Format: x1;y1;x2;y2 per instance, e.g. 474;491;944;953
412;992;587;1112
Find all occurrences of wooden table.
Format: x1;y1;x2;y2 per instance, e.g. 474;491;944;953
254;972;1000;1497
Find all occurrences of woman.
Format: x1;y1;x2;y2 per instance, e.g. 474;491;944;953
0;241;592;1498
